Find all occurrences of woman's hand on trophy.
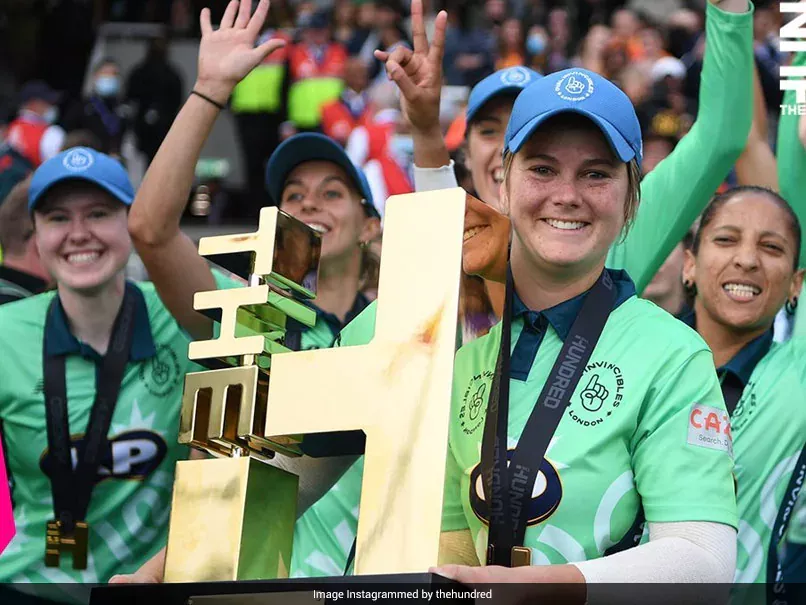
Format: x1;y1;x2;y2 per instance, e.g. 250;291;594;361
374;0;447;136
195;0;286;105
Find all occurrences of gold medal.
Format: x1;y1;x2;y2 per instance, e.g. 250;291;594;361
45;519;89;570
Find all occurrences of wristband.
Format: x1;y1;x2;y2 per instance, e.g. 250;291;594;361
191;90;226;111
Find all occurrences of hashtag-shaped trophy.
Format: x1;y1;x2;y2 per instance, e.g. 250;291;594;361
163;207;321;582
162;189;467;585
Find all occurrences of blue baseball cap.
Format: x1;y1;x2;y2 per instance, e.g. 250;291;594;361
505;68;642;169
28;147;134;212
466;67;542;125
265;133;379;218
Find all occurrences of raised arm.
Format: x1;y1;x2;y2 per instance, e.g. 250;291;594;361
376;0;455;189
735;63;778;190
609;0;753;292
128;0;284;339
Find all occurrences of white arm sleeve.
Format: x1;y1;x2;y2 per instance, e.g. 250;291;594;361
40;125;66;161
573;521;736;587
413;161;458;192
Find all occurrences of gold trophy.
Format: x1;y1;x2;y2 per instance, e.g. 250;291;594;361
92;188;467;602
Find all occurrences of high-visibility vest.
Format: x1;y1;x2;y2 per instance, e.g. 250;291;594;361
230;30;291;114
287;43;346;128
320;98;374;145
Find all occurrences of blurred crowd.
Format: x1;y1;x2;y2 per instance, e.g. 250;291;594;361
0;0;784;222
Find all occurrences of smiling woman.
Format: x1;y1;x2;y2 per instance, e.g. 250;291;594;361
681;187;806;588
0;148;207;600
431;67;739;591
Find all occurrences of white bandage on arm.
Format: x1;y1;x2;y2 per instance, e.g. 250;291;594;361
413;161;458;192
573;521;736;585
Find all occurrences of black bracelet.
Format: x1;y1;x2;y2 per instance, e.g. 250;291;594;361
191;90;226;110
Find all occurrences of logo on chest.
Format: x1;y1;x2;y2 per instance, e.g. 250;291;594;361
40;430;168;483
139;344;180;396
459;371;494;436
567;361;624;427
728;382;757;434
468;449;563;527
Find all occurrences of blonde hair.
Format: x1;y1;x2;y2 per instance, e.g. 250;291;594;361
502;150;641;235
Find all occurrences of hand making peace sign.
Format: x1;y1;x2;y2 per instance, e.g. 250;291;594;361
374;0;448;134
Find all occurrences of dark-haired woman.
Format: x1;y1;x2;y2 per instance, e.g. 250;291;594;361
678;186;806;587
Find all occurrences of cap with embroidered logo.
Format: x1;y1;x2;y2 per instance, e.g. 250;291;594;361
28;147;135;212
265;133;379;219
505;68;642;169
465;67;542;125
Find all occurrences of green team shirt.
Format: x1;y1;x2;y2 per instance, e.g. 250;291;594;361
287;0;753;577
444;271;736;564
713;332;806;583
0;282;202;601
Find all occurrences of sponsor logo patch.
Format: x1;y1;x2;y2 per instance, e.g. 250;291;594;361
688;403;733;456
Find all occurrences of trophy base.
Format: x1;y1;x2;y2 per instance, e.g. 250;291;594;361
90;573;471;605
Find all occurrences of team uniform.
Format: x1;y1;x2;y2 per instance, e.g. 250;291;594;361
288;0;753;577
676;323;806;585
443;272;737;563
0;282;203;601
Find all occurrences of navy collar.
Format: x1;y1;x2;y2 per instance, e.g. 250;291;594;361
681;311;773;386
288;292;371;335
44;282;156;361
512;269;637;340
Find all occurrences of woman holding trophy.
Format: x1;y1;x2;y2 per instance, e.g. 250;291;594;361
297;0;753;578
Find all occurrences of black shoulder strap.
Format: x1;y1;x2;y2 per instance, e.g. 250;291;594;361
483;269;618;566
43;287;137;532
767;444;806;604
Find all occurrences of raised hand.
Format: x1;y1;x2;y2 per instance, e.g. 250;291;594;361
196;0;285;104
374;0;447;134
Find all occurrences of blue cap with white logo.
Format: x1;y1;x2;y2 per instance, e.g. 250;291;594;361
466;66;542;125
265;133;379;219
505;68;642;169
28;147;135;212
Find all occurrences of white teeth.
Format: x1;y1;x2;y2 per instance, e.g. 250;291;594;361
67;252;100;265
306;223;330;234
545;219;586;231
492;168;504;184
463;226;485;241
723;283;760;298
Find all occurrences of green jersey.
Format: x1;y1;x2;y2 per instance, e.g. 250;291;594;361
444;271;736;563
722;334;806;583
0;283;201;600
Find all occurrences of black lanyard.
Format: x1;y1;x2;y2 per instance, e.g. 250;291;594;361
767;444;806;604
42;286;136;540
481;268;617;566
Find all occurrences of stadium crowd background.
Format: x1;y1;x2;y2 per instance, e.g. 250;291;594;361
0;0;784;220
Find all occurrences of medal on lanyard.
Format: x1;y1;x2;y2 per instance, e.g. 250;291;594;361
42;287;136;569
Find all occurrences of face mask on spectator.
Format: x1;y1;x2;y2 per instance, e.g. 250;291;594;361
527;32;547;56
95;76;120;98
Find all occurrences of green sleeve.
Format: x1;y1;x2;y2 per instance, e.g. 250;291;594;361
607;1;754;292
777;52;806;267
632;349;738;528
336;301;378;347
